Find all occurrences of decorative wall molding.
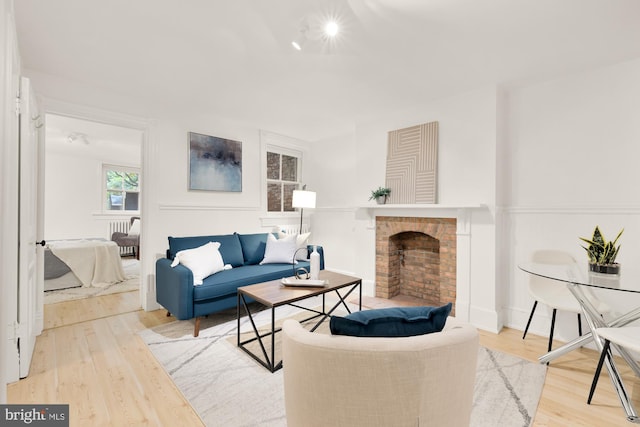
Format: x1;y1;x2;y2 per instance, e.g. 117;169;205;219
314;206;358;213
259;215;300;229
158;204;260;211
359;204;484;231
42;97;153;130
501;205;640;215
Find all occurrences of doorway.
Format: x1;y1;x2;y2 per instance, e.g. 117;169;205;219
43;113;143;306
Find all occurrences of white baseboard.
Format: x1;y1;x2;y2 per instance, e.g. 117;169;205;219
469;305;502;334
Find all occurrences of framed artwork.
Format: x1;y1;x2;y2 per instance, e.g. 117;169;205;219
188;132;242;192
386;121;438;203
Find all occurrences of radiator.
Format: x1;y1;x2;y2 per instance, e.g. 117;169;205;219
277;224;310;235
109;220;133;256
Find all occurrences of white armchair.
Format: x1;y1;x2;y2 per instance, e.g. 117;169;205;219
282;317;479;427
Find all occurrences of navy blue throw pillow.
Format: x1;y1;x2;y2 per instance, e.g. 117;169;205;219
236;233;269;265
329;303;452;337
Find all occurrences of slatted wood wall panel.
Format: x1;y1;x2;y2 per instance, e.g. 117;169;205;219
386;121;438;204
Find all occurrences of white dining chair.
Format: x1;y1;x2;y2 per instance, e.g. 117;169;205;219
588;327;640;404
522;250;610;353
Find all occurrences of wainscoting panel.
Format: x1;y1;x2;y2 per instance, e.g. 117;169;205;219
501;205;640;344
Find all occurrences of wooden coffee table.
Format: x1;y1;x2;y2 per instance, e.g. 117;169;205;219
236;270;362;372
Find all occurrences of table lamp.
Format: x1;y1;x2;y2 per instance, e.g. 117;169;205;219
292;185;316;234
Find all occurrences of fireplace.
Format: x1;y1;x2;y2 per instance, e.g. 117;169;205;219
376;216;457;314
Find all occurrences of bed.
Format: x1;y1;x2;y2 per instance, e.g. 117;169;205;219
45;239;126;291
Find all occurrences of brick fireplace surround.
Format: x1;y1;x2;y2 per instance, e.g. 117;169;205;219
375;216;457;314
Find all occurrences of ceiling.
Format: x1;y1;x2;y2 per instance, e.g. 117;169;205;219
14;0;640;141
46;114;142;163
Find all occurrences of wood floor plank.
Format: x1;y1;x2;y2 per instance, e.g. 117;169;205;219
478;327;640;427
107;313;203;426
8;290;202;427
7;291;640;426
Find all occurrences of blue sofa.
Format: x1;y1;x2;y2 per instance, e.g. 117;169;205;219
155;232;325;336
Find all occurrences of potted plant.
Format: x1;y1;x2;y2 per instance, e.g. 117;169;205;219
369;186;391;204
579;226;624;274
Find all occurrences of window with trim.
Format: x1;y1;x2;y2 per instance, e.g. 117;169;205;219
103;164;141;211
266;149;302;213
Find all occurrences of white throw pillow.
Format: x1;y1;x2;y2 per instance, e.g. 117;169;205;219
260;233;298;265
296;232;311;260
127;219;141;236
170;241;225;285
277;231;311;260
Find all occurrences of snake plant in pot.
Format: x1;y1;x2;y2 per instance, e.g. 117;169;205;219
579;226;624;274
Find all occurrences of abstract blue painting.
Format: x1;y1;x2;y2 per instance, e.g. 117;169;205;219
188;132;242;192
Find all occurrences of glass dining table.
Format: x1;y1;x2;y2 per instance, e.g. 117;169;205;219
519;261;640;423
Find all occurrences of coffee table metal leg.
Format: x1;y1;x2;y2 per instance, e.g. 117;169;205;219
237;292;241;347
270;306;277;372
237;278;363;373
310;282;361;332
333;281;361;314
237;293;275;372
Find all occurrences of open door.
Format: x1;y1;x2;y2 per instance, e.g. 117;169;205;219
3;12;21;384
17;76;44;378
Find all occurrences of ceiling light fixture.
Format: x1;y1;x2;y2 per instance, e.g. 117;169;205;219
291;15;340;51
67;132;89;144
324;21;339;38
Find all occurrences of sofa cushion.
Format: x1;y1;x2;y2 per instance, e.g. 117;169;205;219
193;262;310;301
168;234;244;267
260;233;297;265
329;303;452;338
278;231;311;260
170;242;225;285
237;233;269;265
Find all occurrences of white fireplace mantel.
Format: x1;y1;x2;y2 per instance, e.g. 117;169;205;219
361;203;485;209
360;203;487;323
360;203;486;233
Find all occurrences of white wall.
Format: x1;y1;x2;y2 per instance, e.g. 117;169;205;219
306;131;358;274
44;116;143;240
147;117;265;256
25;46;640;338
44;150;134;240
309;86;502;332
24;70;311;311
503;58;640;342
143;121;309;308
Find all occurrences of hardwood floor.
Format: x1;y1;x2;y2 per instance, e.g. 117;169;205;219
7;292;640;426
480;327;640;427
8;291;204;426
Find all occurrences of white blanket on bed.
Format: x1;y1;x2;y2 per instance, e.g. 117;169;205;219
48;240;126;287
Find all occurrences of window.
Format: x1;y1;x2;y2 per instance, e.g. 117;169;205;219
266;149;302;213
103;165;141;211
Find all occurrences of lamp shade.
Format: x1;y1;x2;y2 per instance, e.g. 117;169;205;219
292;190;316;209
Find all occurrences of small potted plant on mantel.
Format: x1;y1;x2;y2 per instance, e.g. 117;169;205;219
579;226;624;275
369;186;391;205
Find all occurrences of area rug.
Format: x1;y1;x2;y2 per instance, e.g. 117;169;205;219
140;299;546;427
44;258;139;304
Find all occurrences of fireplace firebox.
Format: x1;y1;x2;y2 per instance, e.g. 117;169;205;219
376;216;457;314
